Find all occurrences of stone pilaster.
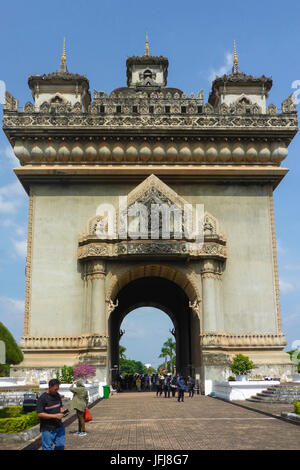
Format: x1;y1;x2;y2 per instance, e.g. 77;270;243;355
83;260;106;335
201;259;224;332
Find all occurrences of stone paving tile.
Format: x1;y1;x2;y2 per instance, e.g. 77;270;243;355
60;393;300;450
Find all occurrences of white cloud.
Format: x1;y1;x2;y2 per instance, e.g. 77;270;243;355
4;145;18;166
282;311;300;327
284;264;300;271
0;181;26;214
208;52;233;82
0;296;24;314
12;239;27;258
279;279;295;294
277;239;287;254
0;296;24;343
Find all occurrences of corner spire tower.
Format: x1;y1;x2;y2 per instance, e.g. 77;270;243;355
232;40;240;74
59;38;68;73
144;33;150;56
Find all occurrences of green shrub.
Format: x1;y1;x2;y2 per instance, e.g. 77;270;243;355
0;322;23;366
228;376;236;381
0;406;23;418
229;354;256;376
287;350;300;373
294;401;300;415
0;364;10;377
56;365;74;383
0;411;39;433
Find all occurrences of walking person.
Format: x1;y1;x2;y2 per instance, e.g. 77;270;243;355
187;376;195;398
156;374;164;397
170;374;178;398
70;380;89;436
177;375;187;402
136;375;142;392
163;374;171;398
36;378;67;450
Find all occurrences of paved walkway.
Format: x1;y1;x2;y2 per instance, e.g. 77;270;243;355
63;393;300;450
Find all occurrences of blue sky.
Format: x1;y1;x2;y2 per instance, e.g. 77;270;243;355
0;0;300;367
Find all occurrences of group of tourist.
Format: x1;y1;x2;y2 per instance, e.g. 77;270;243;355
154;373;195;402
114;372;196;401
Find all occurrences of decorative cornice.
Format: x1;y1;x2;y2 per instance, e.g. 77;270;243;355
200;332;287;350
10;139;291;166
4;112;297;132
28;72;89;88
211;73;273;90
20;334;108;351
14;165;289;196
77;240;227;261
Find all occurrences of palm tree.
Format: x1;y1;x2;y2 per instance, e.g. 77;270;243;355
162;338;176;374
159;347;169;372
119;344;127;360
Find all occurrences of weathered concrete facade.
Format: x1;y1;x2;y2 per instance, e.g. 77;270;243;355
3;42;298;385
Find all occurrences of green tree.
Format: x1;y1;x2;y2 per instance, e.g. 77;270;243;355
159;338;176;374
56;365;74;383
229;354;255;376
119;344;127;360
159;347;169;372
287;350;300;373
0;322;23;368
119;358;147;375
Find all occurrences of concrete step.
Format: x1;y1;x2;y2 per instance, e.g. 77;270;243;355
258;390;300;396
247;397;296;404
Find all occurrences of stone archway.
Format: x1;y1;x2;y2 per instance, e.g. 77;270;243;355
108;272;201;384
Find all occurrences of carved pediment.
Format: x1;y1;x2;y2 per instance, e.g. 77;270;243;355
127;174;188;209
82;175;226;244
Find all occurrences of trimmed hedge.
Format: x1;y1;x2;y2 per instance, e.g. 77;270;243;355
0;406;23;418
0;364;10;377
0;322;23;365
294;401;300;415
0;410;39;433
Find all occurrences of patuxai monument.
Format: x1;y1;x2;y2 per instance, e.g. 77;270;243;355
3;39;298;392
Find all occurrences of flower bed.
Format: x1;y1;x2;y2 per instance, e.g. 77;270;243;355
0;406;39;433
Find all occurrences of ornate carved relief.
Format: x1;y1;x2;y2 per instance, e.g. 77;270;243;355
106;299;119;316
200;333;286;350
20;334;108;350
282;93;297;113
3;112;297;131
189;299;202;319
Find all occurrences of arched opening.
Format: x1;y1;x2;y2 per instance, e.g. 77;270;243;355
118;306;175;389
108;275;201;387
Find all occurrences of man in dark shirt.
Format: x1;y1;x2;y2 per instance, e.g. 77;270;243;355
36;378;66;450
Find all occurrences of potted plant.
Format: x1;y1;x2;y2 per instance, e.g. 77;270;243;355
229;354;255;381
73;363;96;383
